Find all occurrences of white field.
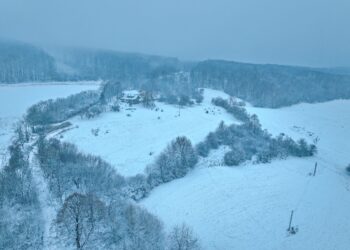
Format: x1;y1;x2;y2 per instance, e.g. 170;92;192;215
60;89;238;176
142;99;350;250
0;81;100;167
1;84;349;249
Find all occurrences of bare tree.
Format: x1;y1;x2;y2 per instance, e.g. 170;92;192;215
56;193;107;250
168;223;201;250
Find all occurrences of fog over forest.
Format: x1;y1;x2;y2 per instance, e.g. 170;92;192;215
1;0;350;67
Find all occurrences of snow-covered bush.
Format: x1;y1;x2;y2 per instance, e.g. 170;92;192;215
146;136;198;187
346;164;350;174
110;103;120;112
206;132;219;149
167;223;201;250
212;97;251;123
124;174;150;200
82;104;104;119
196;141;210;157
224;148;246;166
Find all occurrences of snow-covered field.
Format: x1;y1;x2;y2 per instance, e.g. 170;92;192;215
59;89;238;176
142;100;350;250
1;83;349;249
0;81;100;167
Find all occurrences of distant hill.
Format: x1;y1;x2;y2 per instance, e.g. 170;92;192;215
46;47;181;84
0;40;58;83
190;60;350;107
1;39;350;108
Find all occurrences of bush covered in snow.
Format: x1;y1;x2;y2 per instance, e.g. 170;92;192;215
196;141;210;157
212;97;251;123
346;164;350;174
168;223;201;250
224;148;246;166
81;104;105;119
146;136;198;188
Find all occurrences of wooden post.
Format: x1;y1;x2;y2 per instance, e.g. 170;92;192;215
288;210;294;232
313;162;317;176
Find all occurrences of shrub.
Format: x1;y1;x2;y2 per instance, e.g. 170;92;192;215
224;149;246;166
346;164;350;174
196;141;210;157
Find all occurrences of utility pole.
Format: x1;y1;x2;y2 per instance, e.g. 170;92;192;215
313;162;318;176
288;210;294;232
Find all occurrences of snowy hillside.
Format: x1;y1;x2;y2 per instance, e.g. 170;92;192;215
1;83;349;249
57;89;238;176
0;81;100;167
142;99;350;250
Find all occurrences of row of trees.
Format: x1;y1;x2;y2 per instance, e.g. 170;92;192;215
0;130;44;249
211;97;250;123
26;90;100;126
26;80;125;126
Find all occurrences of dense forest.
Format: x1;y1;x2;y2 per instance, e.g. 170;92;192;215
1;39;350;108
0;40;58;83
47;47;182;84
190;60;350;107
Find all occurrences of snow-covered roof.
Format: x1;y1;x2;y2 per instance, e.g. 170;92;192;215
122;90;140;100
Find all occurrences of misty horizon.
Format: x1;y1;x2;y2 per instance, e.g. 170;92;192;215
1;0;349;68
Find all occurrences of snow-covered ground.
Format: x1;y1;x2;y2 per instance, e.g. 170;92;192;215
2;84;349;249
0;81;100;167
59;89;237;176
142;99;350;250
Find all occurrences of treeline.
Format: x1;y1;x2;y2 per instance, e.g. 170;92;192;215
25;81;125;127
143;72;204;106
190;60;350;108
0;40;58;83
26;90;100;126
3;39;350;108
0;130;43;249
211;97;250;123
49;47;181;84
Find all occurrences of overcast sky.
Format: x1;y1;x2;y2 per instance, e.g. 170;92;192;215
0;0;349;67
